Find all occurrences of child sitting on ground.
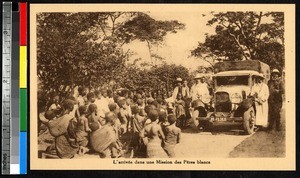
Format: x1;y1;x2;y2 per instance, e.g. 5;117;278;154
76;105;91;155
87;104;105;131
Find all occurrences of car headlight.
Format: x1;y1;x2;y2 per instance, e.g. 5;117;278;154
230;93;242;103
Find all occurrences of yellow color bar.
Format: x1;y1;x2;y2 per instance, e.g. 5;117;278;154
20;46;27;88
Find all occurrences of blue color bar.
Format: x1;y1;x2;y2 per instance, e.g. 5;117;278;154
20;132;27;174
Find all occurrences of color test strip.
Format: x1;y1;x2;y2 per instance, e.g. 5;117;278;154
19;2;27;174
11;5;20;174
2;2;12;174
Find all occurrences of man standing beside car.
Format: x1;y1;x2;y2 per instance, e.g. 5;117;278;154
250;74;269;128
190;74;210;102
267;69;284;131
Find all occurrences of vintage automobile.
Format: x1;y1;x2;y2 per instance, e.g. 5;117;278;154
197;60;270;134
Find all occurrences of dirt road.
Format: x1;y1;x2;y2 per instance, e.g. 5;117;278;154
174;127;251;158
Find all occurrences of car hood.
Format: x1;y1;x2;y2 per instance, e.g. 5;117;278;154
215;85;251;97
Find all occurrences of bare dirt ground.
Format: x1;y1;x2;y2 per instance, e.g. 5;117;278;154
38;125;254;159
175;128;251;158
229;107;286;158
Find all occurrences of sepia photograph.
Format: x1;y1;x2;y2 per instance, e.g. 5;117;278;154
30;4;295;170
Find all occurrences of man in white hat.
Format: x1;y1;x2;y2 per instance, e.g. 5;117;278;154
172;78;190;101
267;69;284;131
250;74;269;128
190;74;210;101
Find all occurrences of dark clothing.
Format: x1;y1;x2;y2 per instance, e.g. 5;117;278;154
267;79;284;130
46;114;79;159
194;106;207;117
268;103;282;130
268;79;284;104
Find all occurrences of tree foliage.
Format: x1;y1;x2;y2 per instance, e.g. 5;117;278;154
37;12;186;98
117;13;185;65
191;12;284;70
118;64;190;92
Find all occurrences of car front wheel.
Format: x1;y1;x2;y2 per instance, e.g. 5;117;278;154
243;106;255;135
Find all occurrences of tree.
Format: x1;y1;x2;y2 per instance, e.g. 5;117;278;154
117;13;185;66
140;64;190;92
37;12;186;99
37;13;127;97
191;12;284;71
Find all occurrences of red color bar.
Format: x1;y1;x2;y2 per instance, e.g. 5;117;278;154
20;2;27;46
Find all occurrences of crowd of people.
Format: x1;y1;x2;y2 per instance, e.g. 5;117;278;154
39;80;194;159
38;69;284;159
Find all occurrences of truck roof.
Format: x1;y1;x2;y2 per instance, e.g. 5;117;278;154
214;60;270;74
213;70;261;77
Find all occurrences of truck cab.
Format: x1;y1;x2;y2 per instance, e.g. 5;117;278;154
197;60;270;134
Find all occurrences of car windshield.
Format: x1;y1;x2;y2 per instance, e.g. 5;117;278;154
215;75;249;86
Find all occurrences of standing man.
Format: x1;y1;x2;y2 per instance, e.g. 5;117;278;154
172;78;189;101
250;74;269;128
182;80;190;99
267;69;284;131
190;74;209;101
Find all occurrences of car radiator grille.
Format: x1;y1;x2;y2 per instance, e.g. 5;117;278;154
215;92;231;112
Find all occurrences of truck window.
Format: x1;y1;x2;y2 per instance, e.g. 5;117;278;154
216;76;249;86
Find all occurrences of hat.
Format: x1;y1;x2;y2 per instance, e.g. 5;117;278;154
256;73;264;79
176;78;183;82
194;73;204;79
271;69;280;75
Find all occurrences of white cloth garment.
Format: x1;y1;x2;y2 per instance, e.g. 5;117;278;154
250;83;269;127
94;98;110;116
190;83;209;101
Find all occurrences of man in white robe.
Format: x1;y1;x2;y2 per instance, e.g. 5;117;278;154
190;74;210;101
250;74;269;127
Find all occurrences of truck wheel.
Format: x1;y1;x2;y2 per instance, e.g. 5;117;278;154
243;107;255;135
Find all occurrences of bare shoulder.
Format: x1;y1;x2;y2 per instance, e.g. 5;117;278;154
175;126;181;133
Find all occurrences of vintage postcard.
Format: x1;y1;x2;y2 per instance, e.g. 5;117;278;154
30;4;295;170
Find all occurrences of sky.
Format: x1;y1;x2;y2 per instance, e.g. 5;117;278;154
122;11;215;71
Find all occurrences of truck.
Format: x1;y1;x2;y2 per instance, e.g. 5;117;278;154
197;60;270;134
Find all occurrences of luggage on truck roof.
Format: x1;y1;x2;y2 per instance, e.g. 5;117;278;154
214;60;270;80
